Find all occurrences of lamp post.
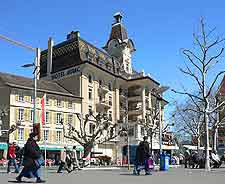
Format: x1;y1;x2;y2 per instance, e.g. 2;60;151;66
153;86;169;170
21;48;40;127
0;33;40;133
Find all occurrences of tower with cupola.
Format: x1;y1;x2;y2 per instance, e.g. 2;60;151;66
104;12;136;74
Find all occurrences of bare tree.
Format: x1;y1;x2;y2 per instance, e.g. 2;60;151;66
61;112;123;158
172;18;225;171
173;101;204;150
0;107;20;136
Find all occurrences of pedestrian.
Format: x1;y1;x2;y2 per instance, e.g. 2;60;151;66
184;148;190;168
15;145;24;169
71;146;81;171
135;136;151;175
16;132;45;183
7;142;19;173
57;147;72;173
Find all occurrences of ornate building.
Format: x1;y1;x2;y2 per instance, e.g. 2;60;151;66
39;13;169;161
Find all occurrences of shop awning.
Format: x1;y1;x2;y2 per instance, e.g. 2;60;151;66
0;143;8;150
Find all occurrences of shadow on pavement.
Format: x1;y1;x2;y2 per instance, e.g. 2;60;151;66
8;181;33;183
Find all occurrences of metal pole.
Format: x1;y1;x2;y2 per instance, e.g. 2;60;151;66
159;99;162;169
126;98;130;170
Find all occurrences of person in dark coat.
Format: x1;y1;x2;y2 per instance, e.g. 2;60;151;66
16;132;45;183
135;136;151;175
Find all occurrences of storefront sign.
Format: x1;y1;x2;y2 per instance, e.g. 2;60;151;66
51;66;81;80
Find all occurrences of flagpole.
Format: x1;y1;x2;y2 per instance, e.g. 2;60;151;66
41;94;47;168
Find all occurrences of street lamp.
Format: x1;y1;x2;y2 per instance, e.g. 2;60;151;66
152;86;169;170
22;48;41;136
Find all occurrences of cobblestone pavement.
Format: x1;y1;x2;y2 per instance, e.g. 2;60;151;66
2;166;225;184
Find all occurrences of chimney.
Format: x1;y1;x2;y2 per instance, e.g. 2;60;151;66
47;37;54;76
66;31;80;40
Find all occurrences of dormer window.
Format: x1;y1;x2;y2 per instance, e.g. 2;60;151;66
88;75;93;83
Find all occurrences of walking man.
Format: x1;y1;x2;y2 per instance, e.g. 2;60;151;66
7;142;19;173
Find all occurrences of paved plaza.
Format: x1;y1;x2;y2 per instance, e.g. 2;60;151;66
1;166;225;184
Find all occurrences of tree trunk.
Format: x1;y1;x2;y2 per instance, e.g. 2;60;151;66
197;136;200;151
213;126;218;152
205;112;211;171
83;143;94;158
150;134;153;155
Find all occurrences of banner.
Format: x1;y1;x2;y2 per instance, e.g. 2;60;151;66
41;94;46;125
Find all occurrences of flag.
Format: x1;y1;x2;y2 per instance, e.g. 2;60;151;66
41;94;46;125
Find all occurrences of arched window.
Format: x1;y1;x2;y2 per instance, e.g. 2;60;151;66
88;74;93;83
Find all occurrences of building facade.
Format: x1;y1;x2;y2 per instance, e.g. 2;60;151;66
0;72;82;160
39;13;170;162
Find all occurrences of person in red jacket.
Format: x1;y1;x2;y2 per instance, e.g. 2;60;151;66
7;142;19;173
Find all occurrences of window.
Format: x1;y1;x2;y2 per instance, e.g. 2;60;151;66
109;96;112;106
18;109;24;121
88;75;92;83
141;127;145;136
44;130;49;141
46;112;49;123
31;96;34;103
88;106;92;115
30;110;34;122
18;94;24;102
46;96;49;105
56;113;62;124
88;88;92;100
68;114;73;124
18;128;24;140
68;101;73;109
56;131;62;143
126;63;129;72
57;99;61;107
108;83;112;91
108;111;112;121
99;80;103;86
89;123;95;134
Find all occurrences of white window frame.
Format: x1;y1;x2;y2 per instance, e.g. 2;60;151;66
44;129;49;141
18;128;24;140
56;113;62;124
68;101;73;109
30;110;34;122
18;94;24;102
56;131;62;143
46;112;49;123
57;99;62;107
18;109;24;121
88;88;92;100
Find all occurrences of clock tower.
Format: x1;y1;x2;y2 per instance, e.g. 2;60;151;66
104;13;136;74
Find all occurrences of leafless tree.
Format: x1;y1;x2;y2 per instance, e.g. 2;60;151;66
61;112;124;158
0;107;20;136
173;101;204;150
172;18;225;171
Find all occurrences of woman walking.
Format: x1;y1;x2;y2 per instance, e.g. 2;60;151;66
16;132;45;183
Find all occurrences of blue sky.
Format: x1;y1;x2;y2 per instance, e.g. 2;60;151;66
1;0;225;121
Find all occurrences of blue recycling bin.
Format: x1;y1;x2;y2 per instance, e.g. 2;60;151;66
160;153;170;171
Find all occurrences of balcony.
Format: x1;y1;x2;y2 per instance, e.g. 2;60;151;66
128;95;142;102
98;85;109;94
96;100;111;112
128;107;143;116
